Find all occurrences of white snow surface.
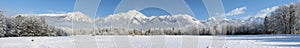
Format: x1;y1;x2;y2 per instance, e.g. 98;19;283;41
1;34;300;48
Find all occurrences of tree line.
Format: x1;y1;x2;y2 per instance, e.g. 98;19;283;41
0;12;67;37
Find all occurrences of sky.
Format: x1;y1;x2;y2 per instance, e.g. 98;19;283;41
0;0;298;20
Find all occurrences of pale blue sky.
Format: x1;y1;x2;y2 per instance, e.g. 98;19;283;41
0;0;298;20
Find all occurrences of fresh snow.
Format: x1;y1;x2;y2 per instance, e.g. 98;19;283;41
102;10;200;29
0;35;300;48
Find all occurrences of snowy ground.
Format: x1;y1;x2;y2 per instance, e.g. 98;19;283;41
0;34;300;48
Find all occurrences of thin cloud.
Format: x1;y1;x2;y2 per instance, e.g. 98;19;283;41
215;6;247;17
226;6;247;16
255;6;279;18
46;10;67;14
242;5;279;20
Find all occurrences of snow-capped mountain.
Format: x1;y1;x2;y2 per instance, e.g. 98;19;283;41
17;10;202;29
16;10;266;30
17;11;96;30
245;16;265;23
100;10;200;29
19;11;93;22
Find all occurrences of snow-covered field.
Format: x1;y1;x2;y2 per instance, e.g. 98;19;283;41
0;34;299;48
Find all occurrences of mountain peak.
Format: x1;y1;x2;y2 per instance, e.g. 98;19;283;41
104;10;147;21
127;10;140;14
18;11;92;22
64;11;92;22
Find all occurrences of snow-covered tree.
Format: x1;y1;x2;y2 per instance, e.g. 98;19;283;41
265;3;298;34
0;12;67;37
0;11;7;37
183;25;200;35
292;1;300;34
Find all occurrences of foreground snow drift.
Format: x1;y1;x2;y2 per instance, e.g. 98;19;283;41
0;34;300;48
